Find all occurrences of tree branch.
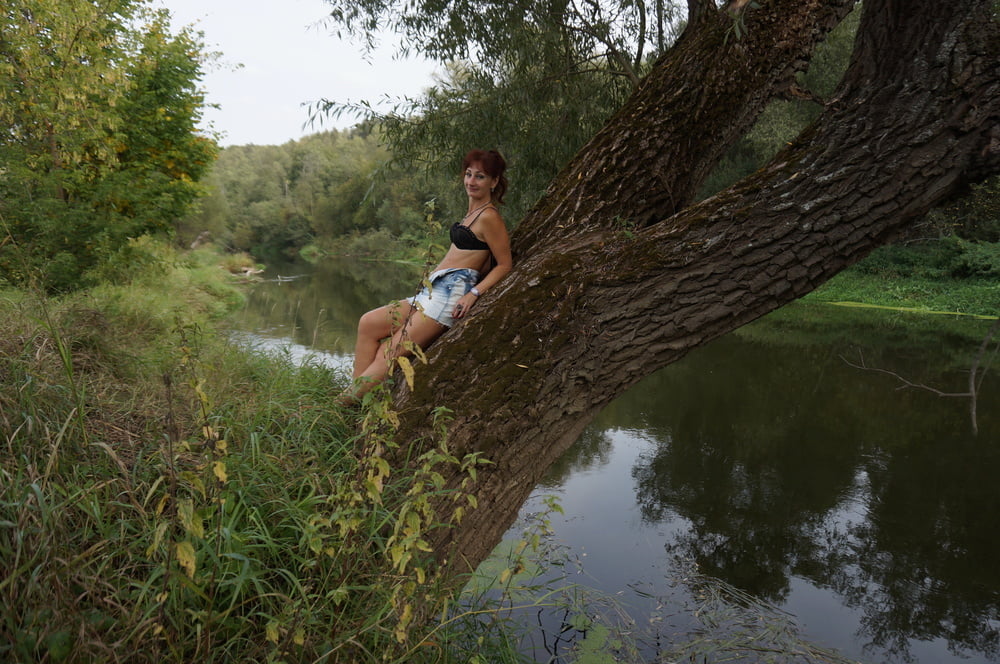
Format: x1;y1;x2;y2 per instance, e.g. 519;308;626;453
841;316;1000;437
969;317;1000;435
840;350;972;398
562;0;642;86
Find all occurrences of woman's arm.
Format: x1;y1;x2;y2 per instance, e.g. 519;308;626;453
452;208;511;319
473;208;512;292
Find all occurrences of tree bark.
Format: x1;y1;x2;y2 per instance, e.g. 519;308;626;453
389;0;1000;578
515;0;857;252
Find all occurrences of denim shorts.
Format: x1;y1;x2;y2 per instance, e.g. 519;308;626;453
410;268;480;327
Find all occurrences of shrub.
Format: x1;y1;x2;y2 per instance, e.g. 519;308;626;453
947;239;1000;279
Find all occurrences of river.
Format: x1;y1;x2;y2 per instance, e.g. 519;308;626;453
231;257;1000;664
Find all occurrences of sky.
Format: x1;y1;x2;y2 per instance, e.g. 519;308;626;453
159;0;438;146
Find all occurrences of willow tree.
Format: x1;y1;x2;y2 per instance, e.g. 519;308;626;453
346;0;1000;574
321;0;684;218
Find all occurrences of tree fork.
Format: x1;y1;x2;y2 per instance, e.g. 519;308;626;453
389;0;1000;578
514;0;858;253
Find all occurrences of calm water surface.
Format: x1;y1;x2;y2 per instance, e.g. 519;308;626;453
233;259;1000;664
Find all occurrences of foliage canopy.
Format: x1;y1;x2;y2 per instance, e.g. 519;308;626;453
183;130;445;261
0;0;217;292
317;0;685;219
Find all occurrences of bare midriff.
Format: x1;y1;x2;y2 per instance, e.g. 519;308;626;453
435;245;491;272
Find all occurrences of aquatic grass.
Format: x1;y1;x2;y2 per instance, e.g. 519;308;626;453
661;561;863;664
445;496;653;664
825;300;997;320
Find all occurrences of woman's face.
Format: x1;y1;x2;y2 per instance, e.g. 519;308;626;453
464;162;498;199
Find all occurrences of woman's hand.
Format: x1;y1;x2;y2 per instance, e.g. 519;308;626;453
452;292;479;319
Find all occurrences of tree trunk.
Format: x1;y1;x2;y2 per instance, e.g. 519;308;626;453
389;0;1000;578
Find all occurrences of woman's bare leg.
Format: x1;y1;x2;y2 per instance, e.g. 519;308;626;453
352;302;409;379
340;306;447;405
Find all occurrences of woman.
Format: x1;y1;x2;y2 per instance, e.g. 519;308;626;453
341;149;512;404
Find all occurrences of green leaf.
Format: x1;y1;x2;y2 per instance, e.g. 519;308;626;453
177;498;204;539
44;630;74;662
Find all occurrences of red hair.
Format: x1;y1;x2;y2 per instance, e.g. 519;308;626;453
463;149;508;204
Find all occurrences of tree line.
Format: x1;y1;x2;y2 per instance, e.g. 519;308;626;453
179;130;446;262
3;0;994;292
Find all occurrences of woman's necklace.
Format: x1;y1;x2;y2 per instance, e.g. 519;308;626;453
463;201;491;220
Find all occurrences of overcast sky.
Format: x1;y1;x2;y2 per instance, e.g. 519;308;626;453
159;0;437;146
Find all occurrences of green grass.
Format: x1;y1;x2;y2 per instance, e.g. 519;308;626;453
805;241;1000;318
807;270;999;318
0;241;528;663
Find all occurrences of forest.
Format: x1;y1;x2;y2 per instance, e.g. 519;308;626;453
178;130;437;261
2;0;998;662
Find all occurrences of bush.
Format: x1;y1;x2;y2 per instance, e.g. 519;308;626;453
924;175;1000;242
85;234;177;285
852;237;1000;281
947;239;1000;279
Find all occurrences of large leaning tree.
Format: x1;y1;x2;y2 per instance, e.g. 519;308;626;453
372;0;999;576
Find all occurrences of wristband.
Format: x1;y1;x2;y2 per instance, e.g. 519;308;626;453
470;287;481;297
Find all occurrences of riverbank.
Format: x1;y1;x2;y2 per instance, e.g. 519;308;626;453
805;240;999;318
1;239;994;662
806;270;998;319
0;243;526;663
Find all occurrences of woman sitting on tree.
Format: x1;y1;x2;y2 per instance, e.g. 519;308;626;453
340;149;512;404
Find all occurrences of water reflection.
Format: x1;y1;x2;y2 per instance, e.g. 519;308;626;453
231;259;999;663
231;258;421;356
546;308;999;662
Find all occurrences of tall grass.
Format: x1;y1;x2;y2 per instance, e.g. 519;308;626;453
0;241;524;663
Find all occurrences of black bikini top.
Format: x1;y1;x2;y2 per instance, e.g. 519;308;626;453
450;206;491;251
